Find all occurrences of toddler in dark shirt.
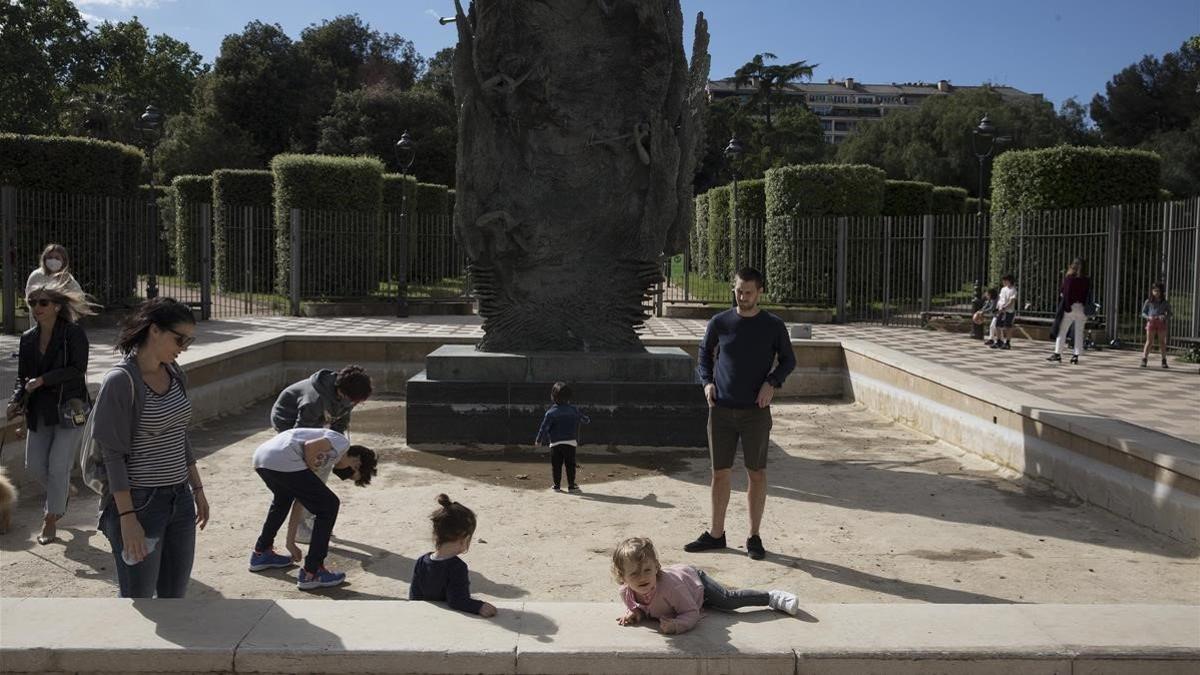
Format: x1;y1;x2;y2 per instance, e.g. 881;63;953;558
409;493;497;617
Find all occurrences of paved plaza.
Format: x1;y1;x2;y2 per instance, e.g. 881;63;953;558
4;314;1196;444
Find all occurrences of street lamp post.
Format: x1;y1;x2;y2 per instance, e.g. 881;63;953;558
970;114;998;340
724;135;745;307
394;130;416;317
139;104;164;300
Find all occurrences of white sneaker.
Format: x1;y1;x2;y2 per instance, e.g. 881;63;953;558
768;590;799;616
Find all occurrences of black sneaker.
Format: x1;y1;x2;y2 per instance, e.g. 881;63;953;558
989;341;1002;349
1001;341;1011;350
746;535;766;560
1046;353;1061;362
683;531;726;552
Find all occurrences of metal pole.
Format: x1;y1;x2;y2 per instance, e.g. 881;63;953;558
146;150;159;300
199;202;212;320
882;217;892;325
397;176;410;317
971;156;985;339
1;185;13;334
289;208;301;317
730;174;739;309
836;217;848;323
1190;197;1200;341
1105;205;1122;346
244;205;253;314
920;214;933;315
683;246;691;302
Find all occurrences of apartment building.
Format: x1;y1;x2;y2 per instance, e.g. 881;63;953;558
706;77;1044;144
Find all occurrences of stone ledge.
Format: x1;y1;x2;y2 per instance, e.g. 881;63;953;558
2;599;1196;674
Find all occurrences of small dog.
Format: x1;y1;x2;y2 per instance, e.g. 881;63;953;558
0;465;15;535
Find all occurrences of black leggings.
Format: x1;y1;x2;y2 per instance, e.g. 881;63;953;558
255;468;340;573
550;444;577;487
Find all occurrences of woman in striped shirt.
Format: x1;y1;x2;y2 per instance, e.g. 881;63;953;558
94;298;209;598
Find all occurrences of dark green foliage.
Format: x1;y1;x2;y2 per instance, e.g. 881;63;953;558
931;186;968;215
764;163;885;303
414;183;449;215
731;179;767;272
212;169;274;292
706;185;732;281
447;189;456;217
1090;37;1199;147
989;145;1163;297
271;154;383;298
171;174;212;283
836;88;1072;196
0;133;142;194
693;194;709;277
381;173;418;210
883;180;934;216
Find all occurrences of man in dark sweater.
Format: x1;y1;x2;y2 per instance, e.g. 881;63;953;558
686;268;796;560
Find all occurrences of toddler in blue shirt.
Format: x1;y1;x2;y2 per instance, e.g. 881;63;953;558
409;494;497;617
535;381;591;492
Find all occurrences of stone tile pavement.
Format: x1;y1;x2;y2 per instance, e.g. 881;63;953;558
3;315;1196;444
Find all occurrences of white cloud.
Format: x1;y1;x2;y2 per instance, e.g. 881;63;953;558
79;11;104;24
74;0;172;9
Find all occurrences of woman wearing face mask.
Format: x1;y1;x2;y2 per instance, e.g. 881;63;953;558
26;245;83;330
92;297;209;598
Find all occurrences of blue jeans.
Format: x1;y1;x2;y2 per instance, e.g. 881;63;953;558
696;568;769;610
100;482;196;598
25;425;81;516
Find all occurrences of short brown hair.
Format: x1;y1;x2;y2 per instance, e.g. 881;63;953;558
40;243;70;274
335;365;373;402
551;381;572;405
610;537;660;583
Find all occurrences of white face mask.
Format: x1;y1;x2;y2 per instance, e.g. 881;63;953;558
45;258;63;273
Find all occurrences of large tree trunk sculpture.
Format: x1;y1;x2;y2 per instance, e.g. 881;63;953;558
453;0;709;352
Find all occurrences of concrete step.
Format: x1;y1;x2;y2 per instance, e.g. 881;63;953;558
2;598;1196;674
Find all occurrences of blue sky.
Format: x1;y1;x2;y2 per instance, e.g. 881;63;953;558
73;0;1198;110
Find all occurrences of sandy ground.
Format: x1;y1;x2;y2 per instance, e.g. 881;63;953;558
2;398;1197;605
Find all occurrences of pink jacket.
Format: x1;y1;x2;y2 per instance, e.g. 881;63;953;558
619;564;705;633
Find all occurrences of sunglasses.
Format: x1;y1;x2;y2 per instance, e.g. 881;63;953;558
27;298;54;308
163;326;196;349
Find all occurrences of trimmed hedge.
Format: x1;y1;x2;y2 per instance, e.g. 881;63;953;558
989;146;1162;293
731;179;766;272
212;169;274;292
0;133;142;195
965;197;991;214
415;183;449;215
706;185;732;281
931;186;968;215
764;164;886;303
447;189;456;217
172;175;213;284
883;180;934;216
272;154;384;299
693;194;709;277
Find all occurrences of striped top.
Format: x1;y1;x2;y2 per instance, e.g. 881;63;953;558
126;377;193;487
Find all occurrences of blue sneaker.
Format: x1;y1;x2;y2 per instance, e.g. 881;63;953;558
297;566;346;590
249;548;294;572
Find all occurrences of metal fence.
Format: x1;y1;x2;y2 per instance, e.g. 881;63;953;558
1;185;471;331
665;197;1200;349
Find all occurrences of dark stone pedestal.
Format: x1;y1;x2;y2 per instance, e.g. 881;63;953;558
406;346;708;447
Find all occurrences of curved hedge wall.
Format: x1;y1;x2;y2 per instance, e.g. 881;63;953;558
172;175;212;284
883;180;934;216
989;146;1162;291
213;169;274;292
0;133;142;195
272;154;384;298
693;194;709;277
931;186;968;215
764;164;885;302
706;185;732;281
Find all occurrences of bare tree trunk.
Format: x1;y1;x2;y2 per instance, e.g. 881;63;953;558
453;0;709;352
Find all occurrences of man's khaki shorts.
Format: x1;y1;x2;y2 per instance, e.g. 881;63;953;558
707;405;772;471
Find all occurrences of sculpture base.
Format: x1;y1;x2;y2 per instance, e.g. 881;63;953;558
406;346;707;447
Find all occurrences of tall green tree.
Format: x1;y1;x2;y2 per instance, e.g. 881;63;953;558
316;86;456;185
58;18;206;145
1090;36;1199;147
417;47;455;106
732;52;816;128
0;0;90;133
836;88;1073;196
299;14;423;91
697;97;826;190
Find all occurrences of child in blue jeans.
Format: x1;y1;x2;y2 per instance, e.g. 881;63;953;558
535;381;590;493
